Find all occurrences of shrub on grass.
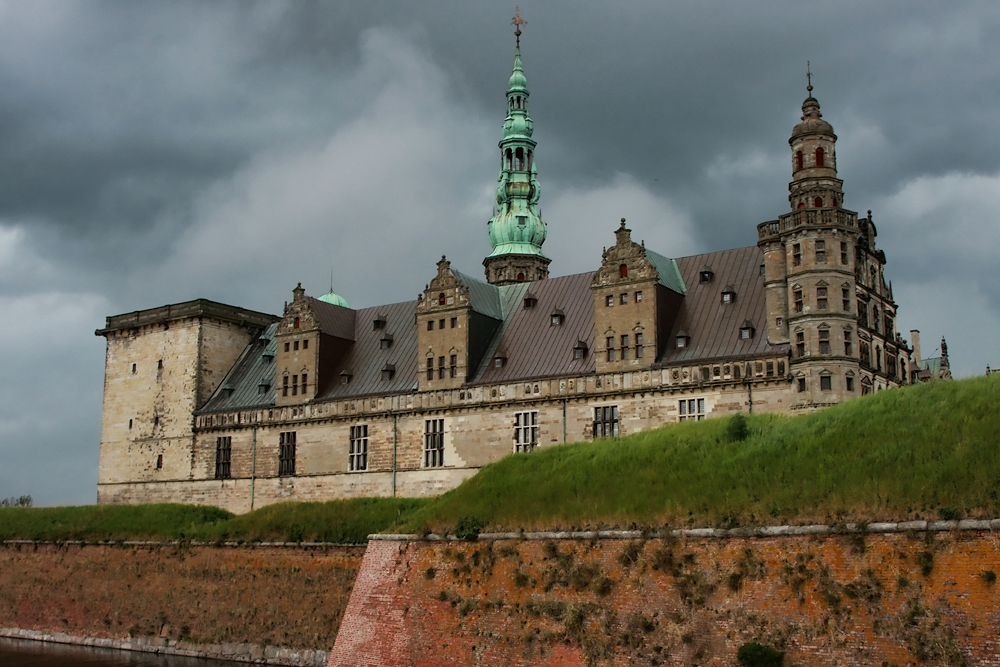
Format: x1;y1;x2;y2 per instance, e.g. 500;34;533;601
454;516;484;540
726;414;750;442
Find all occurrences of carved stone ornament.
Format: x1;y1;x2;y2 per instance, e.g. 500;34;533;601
591;219;658;288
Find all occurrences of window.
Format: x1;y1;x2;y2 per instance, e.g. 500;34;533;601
439;319;445;330
620;293;628;305
792;244;801;266
293;340;299;351
593;406;619;437
279;432;296;476
156;454;163;469
157;359;163;370
605;295;614;307
438;293;445;306
438;356;445;380
797;377;806;392
282;375;289;397
814;197;824;208
861;342;871;367
301;373;308;394
871;305;879;333
620;264;628;278
131;363;137;374
794;290;803;313
700;270;713;284
819;330;830;355
841;242;848;265
424;419;444;467
606;336;615;362
796;331;806;357
350;425;368;471
635;333;643;358
304;339;310;350
550;311;564;326
766;362;774;377
678;398;706;422
676;335;686;349
294;317;300;329
815;147;825;167
733;365;742;380
373;317;386;330
427;320;434;331
817;287;828;310
884;316;894;338
635;291;643;302
844;330;853;356
820;375;832;391
450;354;457;378
128;419;132;430
340;372;351;385
380;335;393;349
573;341;588;359
426;357;434;381
795;150;803;171
815;240;825;263
450;317;457;328
846;376;855;391
722;291;734;304
284;342;290;352
291;374;298;396
215;437;232;479
620;335;629;360
515;411;538;452
777;361;785;375
493;357;505;368
842;288;851;312
740;322;755;340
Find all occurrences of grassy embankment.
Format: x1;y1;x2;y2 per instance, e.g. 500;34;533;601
1;374;997;541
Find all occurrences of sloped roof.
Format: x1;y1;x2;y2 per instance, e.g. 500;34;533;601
647;249;687;294
472;272;597;383
315;300;418;399
197;323;278;413
307;297;356;340
660;246;788;363
451;270;503;320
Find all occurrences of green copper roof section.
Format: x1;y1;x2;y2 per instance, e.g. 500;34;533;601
488;37;547;260
451;269;503;320
647;250;687;294
318;290;350;308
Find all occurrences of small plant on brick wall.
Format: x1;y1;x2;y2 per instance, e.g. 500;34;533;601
980;569;996;585
737;642;784;667
916;550;934;577
423;567;436;580
617;540;644;569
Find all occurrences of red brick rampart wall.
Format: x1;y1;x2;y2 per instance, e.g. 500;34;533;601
330;531;1000;666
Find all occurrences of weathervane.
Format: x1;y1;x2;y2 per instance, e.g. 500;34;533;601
512;6;527;47
806;61;813;94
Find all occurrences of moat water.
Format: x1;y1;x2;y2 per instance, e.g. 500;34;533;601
0;638;242;667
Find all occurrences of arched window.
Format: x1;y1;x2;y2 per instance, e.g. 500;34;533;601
797;202;805;209
815;147;825;167
517;272;525;281
814;197;823;208
526;150;533;172
438;293;446;306
294;317;300;329
619;264;628;278
795;151;803;171
515;147;524;170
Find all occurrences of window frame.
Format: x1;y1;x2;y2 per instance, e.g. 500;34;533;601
678;398;706;422
215;436;232;479
592;406;619;438
349;425;368;471
424;419;445;467
514;411;538;453
279;431;296;476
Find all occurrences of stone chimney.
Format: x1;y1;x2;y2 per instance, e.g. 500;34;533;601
910;329;922;367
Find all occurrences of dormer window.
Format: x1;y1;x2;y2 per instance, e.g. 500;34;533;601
258;380;270;395
739;320;756;340
721;286;736;304
493;352;507;368
262;352;274;363
373;315;387;330
222;384;234;398
699;267;714;284
380;333;394;349
675;330;690;349
550;309;564;326
340;370;353;385
523;293;537;309
573;340;588;360
380;363;395;381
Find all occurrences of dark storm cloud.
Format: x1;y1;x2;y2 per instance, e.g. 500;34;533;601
1;1;998;504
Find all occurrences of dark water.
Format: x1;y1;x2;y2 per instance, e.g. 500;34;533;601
0;638;243;667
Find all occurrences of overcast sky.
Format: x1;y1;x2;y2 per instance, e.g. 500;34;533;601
2;1;998;505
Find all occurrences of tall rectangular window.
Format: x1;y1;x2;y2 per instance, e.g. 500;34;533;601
820;375;832;391
816;287;828;310
792;243;801;266
840;242;849;265
215;436;231;479
282;376;289;397
620;334;629;360
794;290;803;313
424;419;444;467
606;336;615;362
426;357;434;381
635;291;643;302
605;295;614;307
635;333;643;358
450;317;457;328
593;406;619;438
438;356;445;380
678;398;706;422
450;354;457;378
620;293;628;305
815;240;826;263
819;329;830;355
427;320;434;331
842;288;851;312
292;374;298;396
301;373;308;394
350;425;368;471
279;432;296;476
514;411;538;452
796;331;806;357
844;330;853;356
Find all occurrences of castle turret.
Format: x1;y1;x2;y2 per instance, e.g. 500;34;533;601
483;12;550;286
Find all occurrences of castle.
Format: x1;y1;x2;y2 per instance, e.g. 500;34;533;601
96;26;921;513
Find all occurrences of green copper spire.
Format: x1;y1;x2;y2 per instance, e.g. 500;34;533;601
483;9;550;286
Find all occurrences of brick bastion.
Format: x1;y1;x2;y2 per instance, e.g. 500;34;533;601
331;523;1000;667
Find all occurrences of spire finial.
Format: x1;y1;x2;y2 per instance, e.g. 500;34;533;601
512;6;527;47
806;61;813;94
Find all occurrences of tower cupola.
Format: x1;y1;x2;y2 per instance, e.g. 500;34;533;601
788;69;844;211
483;8;550;286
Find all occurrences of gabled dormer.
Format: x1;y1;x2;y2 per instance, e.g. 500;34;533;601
275;283;355;406
591;219;685;373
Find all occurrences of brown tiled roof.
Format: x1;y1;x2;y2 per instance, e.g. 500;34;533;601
472;272;597;383
660;246;788;363
315;300;418;399
307;297;356;340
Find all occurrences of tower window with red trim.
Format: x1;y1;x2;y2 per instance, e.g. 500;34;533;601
795;151;803;171
517;272;525;281
619;264;628;278
438;293;446;305
294;317;300;329
814;197;823;208
815;147;825;167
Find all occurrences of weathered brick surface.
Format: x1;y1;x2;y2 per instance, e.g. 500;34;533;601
331;533;1000;666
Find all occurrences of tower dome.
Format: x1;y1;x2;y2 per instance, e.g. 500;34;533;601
790;95;836;143
317;290;350;308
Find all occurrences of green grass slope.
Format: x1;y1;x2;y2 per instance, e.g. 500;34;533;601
397;374;1000;533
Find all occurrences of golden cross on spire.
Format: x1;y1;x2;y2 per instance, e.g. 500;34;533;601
512;6;527;46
